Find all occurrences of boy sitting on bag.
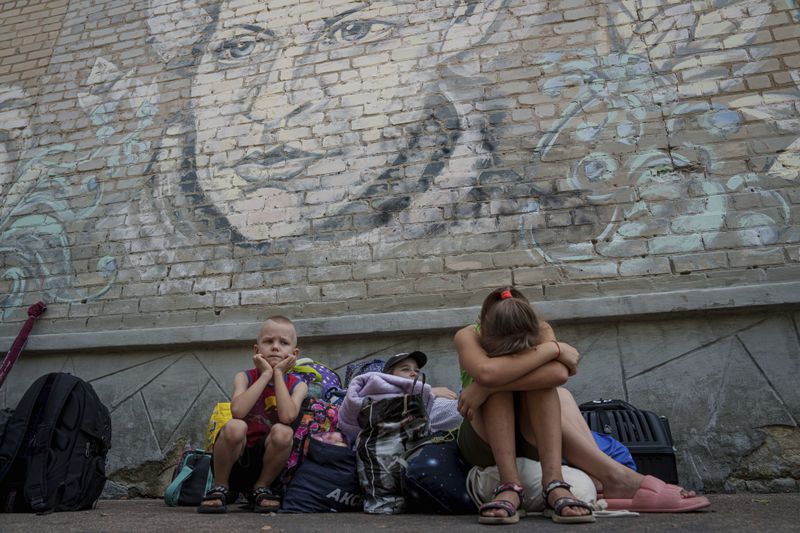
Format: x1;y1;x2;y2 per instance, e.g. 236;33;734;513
198;316;308;514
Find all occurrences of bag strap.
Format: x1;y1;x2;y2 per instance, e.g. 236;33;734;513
25;373;81;512
409;373;430;411
0;301;47;389
164;465;195;507
403;429;457;458
165;452;214;506
410;373;426;394
204;460;214;495
0;374;49;484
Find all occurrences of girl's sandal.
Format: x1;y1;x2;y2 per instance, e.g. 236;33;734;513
542;480;596;524
251;486;281;513
478;482;526;525
196;485;229;514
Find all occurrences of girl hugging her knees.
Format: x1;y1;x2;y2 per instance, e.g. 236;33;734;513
456;287;595;524
456;287;710;525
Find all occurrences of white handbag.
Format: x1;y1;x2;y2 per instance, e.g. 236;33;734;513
466;457;598;512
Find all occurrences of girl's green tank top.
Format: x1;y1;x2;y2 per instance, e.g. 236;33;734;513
459;324;480;389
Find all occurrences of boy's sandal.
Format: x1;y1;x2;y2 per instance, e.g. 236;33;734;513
252;486;281;513
542;480;596;524
478;482;526;525
196;485;229;514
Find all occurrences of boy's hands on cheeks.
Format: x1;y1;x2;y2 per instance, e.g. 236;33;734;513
272;354;297;375
253;353;273;381
555;342;580;376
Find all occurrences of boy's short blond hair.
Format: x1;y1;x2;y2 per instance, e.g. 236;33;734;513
258;315;297;344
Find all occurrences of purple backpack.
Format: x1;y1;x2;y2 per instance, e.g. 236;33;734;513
344;359;385;388
292;359;343;401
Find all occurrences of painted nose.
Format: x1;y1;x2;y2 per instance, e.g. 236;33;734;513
244;52;325;125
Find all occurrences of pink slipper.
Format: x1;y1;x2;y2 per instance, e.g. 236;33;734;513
605;475;711;513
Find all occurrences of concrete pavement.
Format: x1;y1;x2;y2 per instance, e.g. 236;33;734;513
1;494;799;532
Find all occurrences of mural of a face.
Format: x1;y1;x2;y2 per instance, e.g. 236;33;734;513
188;0;468;243
145;0;799;258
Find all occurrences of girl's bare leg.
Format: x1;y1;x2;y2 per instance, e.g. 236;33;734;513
557;388;695;498
470;391;522;518
520;388;591;517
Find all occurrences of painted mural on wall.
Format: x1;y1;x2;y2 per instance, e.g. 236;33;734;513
1;0;799;315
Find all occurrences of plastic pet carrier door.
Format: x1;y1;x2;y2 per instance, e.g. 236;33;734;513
579;399;678;484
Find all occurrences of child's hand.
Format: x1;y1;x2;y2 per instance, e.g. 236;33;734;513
272;354;297;375
253;353;273;379
431;386;458;400
555;342;580;376
457;383;490;421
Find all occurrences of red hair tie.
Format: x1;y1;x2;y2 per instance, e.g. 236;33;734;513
500;290;513;300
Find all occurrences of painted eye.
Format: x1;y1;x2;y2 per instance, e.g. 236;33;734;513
222;37;256;58
328;19;393;44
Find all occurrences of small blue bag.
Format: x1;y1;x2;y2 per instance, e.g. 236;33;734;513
592;431;637;471
164;450;213;506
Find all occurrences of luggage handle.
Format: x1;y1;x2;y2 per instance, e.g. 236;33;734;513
408;373;429;412
0;301;47;390
579;398;639;412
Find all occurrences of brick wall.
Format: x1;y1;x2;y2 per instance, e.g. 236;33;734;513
1;0;799;494
0;0;798;333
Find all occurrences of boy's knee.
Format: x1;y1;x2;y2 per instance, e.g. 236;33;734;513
267;424;294;449
219;419;247;442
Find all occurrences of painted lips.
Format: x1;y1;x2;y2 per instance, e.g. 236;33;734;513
228;146;322;182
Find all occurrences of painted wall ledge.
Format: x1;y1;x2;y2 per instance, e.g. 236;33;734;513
3;281;799;353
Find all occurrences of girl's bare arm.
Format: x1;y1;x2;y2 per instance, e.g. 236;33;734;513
455;325;562;388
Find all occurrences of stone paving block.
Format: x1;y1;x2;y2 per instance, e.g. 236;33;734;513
627;337;796;491
1;353;70;408
107;393;163;473
195;348;253;400
88;353;181;412
736;315;800;419
559;323;626;403
140;354;212;449
618;314;763;378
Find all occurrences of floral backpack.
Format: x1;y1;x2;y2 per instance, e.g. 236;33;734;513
284;399;340;481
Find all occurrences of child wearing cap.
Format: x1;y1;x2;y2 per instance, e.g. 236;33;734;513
383;351;458;400
383;351;462;432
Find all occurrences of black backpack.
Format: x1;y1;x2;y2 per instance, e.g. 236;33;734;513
0;372;112;513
